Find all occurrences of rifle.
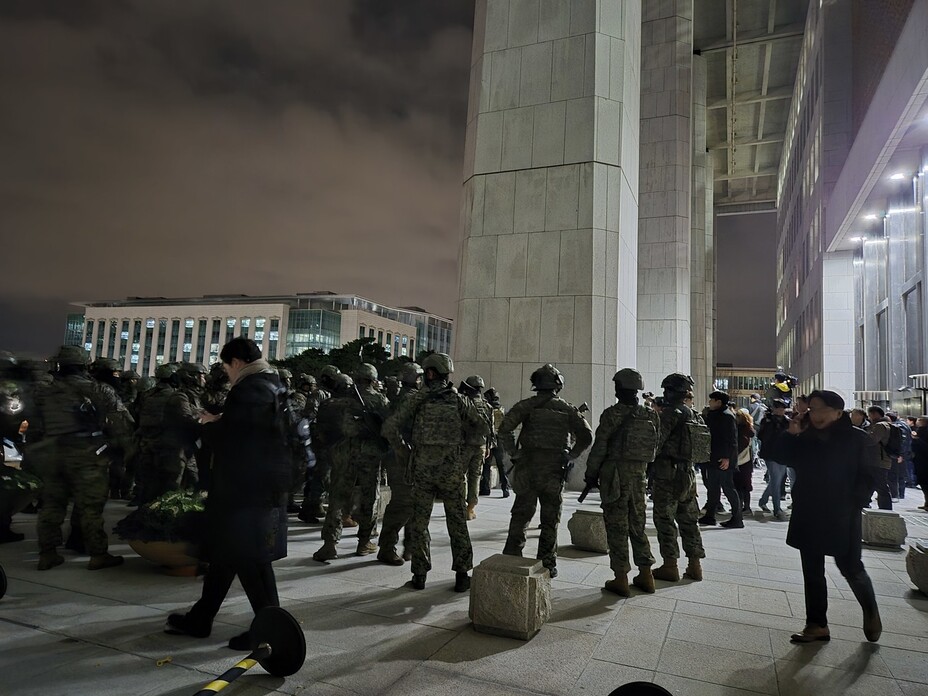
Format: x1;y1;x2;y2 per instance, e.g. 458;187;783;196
352;382;387;447
577;481;597;503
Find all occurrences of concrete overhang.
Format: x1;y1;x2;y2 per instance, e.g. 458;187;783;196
826;0;928;253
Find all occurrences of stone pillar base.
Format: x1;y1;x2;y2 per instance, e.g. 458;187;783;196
906;540;928;595
567;509;609;553
470;554;551;641
861;509;907;547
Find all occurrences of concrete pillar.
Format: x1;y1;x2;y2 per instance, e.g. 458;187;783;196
690;52;713;403
822;251;856;403
636;0;693;394
454;0;643;422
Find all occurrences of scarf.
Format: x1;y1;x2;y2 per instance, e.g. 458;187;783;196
230;358;274;386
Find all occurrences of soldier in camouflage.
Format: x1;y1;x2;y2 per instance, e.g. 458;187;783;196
584;368;660;596
312;364;390;561
299;365;339;522
383;353;487;591
164;362;206;491
377;361;423;565
458;375;491;521
134;363;179;504
30;346;134;571
277;368;308;513
480;388;510;497
196;362;229;492
650;372;706;582
500;364;593;578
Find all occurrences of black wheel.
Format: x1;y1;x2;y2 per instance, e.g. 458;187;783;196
0;563;6;600
608;683;672;696
250;607;305;677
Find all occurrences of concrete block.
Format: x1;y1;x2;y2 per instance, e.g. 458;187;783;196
567;508;609;553
520;41;553;106
470;554;552;640
551;35;585;101
514;169;547;234
538;0;570;42
485;0;512;52
906;540;928;595
501;106;535;170
532;101;566;167
490;47;523;112
861;509;908;548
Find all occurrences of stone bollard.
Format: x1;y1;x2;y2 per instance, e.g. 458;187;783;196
567;509;609;553
861;509;907;548
470;554;551;640
906;540;928;595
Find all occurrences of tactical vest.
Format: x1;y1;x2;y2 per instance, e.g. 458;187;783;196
39;377;101;438
412;389;462;447
463;397;492;447
518;397;573;450
611;405;660;463
138;385;174;436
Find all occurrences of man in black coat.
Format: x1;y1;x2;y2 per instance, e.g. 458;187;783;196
778;389;881;644
165;338;289;650
698;391;742;528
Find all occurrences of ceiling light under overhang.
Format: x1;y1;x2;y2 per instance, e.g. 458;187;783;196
890;172;908;180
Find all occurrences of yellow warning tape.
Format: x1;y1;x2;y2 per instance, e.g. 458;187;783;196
236;658;259;670
201;679;229;692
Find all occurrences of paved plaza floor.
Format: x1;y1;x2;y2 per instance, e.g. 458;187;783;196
3;470;928;696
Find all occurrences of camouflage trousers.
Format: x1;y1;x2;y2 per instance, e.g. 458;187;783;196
288;447;308;503
33;438;111;555
503;453;563;570
651;462;705;561
379;451;413;555
462;444;486;506
322;441;381;543
134;440;190;505
407;445;472;576
601;465;654;574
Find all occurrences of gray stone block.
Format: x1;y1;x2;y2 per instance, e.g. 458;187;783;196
906;540;928;595
567;508;609;553
470;554;552;640
861;509;907;548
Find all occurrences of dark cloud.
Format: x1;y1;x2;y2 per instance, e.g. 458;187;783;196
0;0;475;354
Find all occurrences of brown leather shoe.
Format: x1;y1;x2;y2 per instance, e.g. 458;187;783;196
790;625;831;643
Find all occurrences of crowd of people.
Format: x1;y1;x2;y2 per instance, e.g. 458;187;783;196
0;344;904;649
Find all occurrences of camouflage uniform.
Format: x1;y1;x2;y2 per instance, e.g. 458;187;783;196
135;372;179;504
383;376;487;580
500;367;592;575
459;376;492;517
301;366;340;519
651;401;706;566
31;348;134;568
585;401;659;575
319;380;390;549
377;380;419;562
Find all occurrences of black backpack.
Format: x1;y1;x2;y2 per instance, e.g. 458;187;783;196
885;423;904;458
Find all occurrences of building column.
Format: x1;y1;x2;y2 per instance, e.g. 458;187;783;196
690;52;714;402
822;251;856;404
453;0;643;421
637;0;694;393
161;317;173;367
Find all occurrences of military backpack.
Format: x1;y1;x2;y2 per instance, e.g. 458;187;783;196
681;413;712;463
610;405;660;463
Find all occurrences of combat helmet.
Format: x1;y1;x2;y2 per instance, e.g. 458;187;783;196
400;362;424;386
296;373;316;389
530;364;564;391
54;345;88;367
460;375;485;396
660;372;694;393
332;373;355;394
421;352;454;376
155;363;179;381
613;368;644;391
353;363;378;382
91;357;121;373
121;370;141;381
319;364;341;389
277;367;292;380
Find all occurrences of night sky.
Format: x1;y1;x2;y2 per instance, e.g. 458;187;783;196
0;0;773;367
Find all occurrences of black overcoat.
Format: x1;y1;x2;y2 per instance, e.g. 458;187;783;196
778;413;878;557
202;370;289;565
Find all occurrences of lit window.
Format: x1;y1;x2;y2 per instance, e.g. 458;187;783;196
130;355;139;364
254;331;264;341
121;331;129;340
146;319;155;328
84;342;92;351
210;343;220;352
185;319;194;328
132;343;140;352
183;343;192;352
269;331;279;341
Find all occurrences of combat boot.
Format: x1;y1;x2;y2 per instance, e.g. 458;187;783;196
37;551;64;571
377;548;405;566
342;515;358;528
64;531;86;554
313;541;339;562
652;560;680;582
632;566;656;593
684;557;703;582
466;503;477;521
603;574;631;597
407;574;426;590
88;553;124;570
454;572;471;592
356;539;378;556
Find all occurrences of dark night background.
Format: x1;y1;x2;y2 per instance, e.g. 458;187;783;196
0;0;774;367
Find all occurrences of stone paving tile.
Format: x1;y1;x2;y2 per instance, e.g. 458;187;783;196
656;638;778;694
774;659;904;696
592;604;671;670
667;613;773;657
572;659;654;695
768;628;892;677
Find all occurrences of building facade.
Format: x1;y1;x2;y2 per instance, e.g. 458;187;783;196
65;293;452;375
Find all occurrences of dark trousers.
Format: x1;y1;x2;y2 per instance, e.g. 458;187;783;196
480;447;510;494
704;466;742;524
798;519;877;628
889;459;908;499
188;561;279;628
872;468;892;510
